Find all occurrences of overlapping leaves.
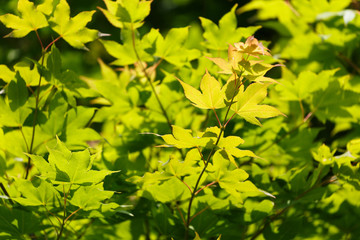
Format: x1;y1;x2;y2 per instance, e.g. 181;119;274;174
28;137;115;185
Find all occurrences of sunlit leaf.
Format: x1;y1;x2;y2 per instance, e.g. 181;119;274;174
178;70;226;109
231;83;284;125
49;0;98;49
0;0;48;38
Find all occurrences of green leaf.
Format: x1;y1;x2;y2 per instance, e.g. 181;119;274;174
0;0;48;38
0;65;15;83
14;61;42;86
178;70;226;109
29;137;115;185
312;144;335;166
100;29;153;65
49;0;98;49
0;151;6;177
7;74;28;111
0;206;41;237
70;183;114;211
100;39;138;66
99;0;152;29
276;69;338;101
145;27;201;66
217;136;256;166
231;83;284;126
142;177;189;203
40;91;68;136
347;138;360;157
37;0;59;16
200;4;261;50
1;74;31;126
162;125;209;149
162;156;194;178
13;179;59;206
243;199;274;222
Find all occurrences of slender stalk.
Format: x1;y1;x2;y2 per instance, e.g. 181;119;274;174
195;181;217;195
25;50;45;179
43;206;59;236
57;184;72;240
20;127;30;153
176;204;187;226
184;128;223;240
189;206;210;223
184;72;241;240
178;177;193;194
130;24;172;131
212;109;222;128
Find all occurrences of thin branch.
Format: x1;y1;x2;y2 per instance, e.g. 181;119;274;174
130;23;172;131
176;204;187;226
184;72;241;240
20;126;30;153
25;49;46;179
195;181;217;195
196;147;206;165
212;109;222;128
189;206;210;224
43;205;59;236
35;30;44;50
177;177;193;194
64;208;81;223
45;36;62;52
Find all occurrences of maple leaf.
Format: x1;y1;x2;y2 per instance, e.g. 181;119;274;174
49;0;98;49
234;36;271;57
231;83;284;126
0;0;48;38
178;70;226;109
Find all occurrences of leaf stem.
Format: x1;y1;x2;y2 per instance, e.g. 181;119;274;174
35;30;44;50
195;181;217;195
43;205;60;236
20;126;30;153
184;127;223;240
196;146;206;165
176;204;187;226
189;206;210;224
130;24;172;131
184;72;241;240
45;36;62;52
212;109;222;128
177;177;193;194
25;49;46;179
64;208;81;223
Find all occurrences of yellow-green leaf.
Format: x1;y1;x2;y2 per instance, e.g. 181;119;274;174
49;0;98;49
0;0;48;38
231;83;284;126
99;0;152;29
178;70;226;109
162;125;208;149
